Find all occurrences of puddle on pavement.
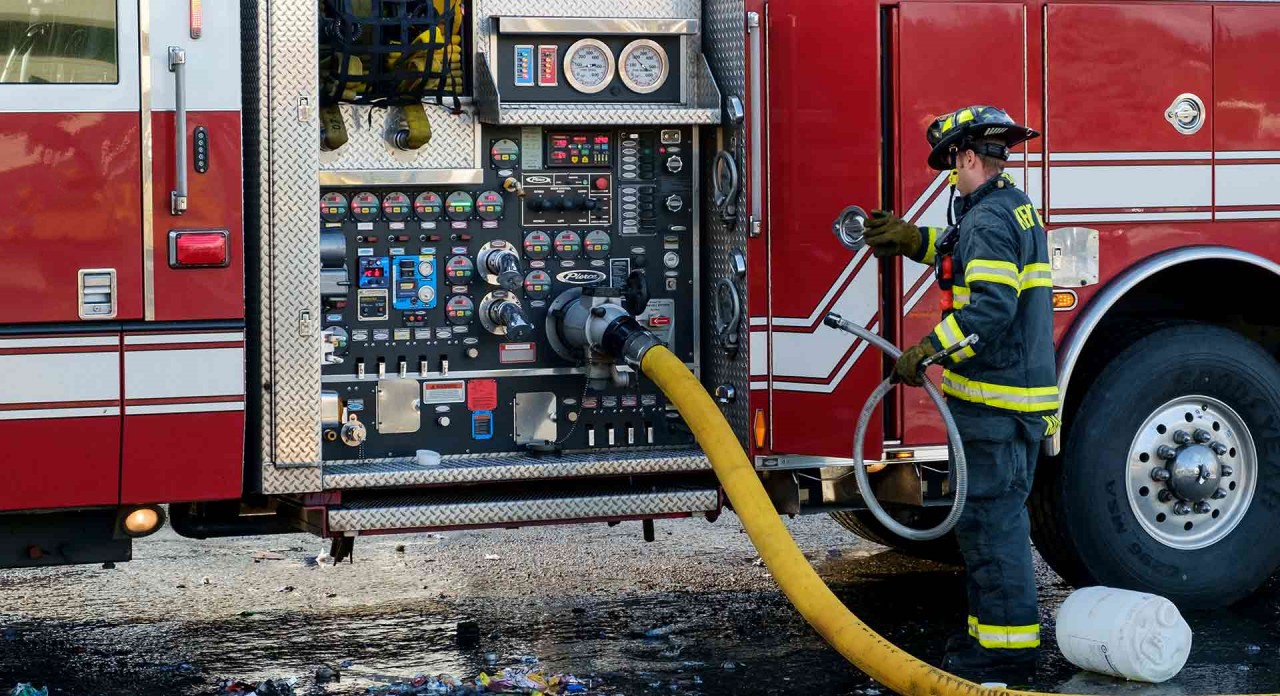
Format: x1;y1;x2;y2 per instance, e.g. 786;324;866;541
4;551;1280;695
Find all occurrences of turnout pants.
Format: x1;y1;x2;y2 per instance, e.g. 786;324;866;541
949;400;1041;652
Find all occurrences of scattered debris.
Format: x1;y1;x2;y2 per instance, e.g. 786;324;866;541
315;665;340;684
519;656;539;665
219;677;297;695
315;552;335;565
8;684;47;696
177;584;188;589
751;557;765;567
721;660;737;671
326;592;339;599
643;625;677;638
252;551;287;561
102;562;116;570
483;554;502;561
1247;644;1262;656
278;585;295;593
484;653;499;665
396;544;407;553
202;576;213;585
340;660;356;668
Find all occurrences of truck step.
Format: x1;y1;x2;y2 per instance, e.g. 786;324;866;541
325;481;720;533
322;447;709;490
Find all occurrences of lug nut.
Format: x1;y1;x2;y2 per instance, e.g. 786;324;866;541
1173;501;1193;516
1210;441;1228;456
1157;445;1178;460
1193;501;1212;514
1212;488;1227;499
1193;428;1213;444
1158;490;1175;503
1173;430;1193;445
1221;465;1234;477
1151;467;1172;482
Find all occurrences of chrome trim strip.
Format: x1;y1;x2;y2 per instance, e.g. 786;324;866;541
497;17;699;35
1050;247;1280;455
126;401;245;415
140;0;155;320
0;407;120;421
125;331;246;345
0;336;120;349
318;169;486;186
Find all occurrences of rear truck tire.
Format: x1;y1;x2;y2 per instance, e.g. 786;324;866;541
831;508;962;565
1032;322;1280;608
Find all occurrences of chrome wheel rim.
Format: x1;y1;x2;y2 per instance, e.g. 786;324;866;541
1126;395;1257;550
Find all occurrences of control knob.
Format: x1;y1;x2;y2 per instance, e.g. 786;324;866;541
666;155;684;174
665;194;684;212
477;240;523;291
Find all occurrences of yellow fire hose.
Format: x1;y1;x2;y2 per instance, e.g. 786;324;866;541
641;344;1090;696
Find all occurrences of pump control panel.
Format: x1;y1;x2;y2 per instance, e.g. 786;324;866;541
319;126;699;459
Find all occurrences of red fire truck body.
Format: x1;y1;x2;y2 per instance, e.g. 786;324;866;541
3;0;1279;608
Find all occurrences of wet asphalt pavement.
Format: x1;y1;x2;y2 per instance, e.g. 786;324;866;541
3;513;1280;695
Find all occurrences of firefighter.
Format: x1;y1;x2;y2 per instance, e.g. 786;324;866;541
862;105;1060;682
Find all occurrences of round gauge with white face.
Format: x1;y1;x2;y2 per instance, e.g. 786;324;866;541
563;38;615;94
619;39;669;94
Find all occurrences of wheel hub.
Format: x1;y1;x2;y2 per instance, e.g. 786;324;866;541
1126;396;1256;550
1164;443;1220;503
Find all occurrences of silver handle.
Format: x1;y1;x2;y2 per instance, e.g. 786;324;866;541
168;46;188;215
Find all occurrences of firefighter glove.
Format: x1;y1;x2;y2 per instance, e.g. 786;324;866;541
864;210;920;259
893;339;934;388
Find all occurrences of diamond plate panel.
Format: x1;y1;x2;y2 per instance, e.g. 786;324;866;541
323;448;710;489
701;0;750;447
253;0;324;493
319;103;480;171
473;0;718;125
327;486;720;531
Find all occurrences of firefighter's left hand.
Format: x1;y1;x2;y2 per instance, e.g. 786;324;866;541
893;340;933;387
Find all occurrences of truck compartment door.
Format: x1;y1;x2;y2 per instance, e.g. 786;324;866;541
894;2;1032;447
0;1;144;323
1044;4;1212;226
763;0;882;458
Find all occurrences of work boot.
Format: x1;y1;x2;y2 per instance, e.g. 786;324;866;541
942;644;1037;685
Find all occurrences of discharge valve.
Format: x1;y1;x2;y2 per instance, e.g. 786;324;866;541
547;285;663;391
476;240;523;292
479;291;533;342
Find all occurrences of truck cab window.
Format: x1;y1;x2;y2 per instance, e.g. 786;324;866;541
0;0;118;84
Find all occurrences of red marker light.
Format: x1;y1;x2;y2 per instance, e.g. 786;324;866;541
169;230;228;268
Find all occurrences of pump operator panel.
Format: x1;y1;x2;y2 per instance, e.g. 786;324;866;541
319;126;698;459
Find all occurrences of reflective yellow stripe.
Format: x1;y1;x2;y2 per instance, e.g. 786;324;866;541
1043;414;1062;436
965;259;1020;291
1020;262;1054;290
920;226;940;265
942;115;955;133
975;623;1040;650
952;285;971;308
957;108;975;124
942;371;1060;412
932;315;975;364
968;615;978;638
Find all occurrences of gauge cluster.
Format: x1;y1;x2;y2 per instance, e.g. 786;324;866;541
497;32;682;104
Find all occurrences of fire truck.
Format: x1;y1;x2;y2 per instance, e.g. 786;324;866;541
3;0;1279;610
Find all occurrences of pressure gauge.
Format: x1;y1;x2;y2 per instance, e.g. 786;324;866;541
619;39;669;94
564;38;615;94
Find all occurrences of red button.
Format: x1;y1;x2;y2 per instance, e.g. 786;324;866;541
595;177;609;190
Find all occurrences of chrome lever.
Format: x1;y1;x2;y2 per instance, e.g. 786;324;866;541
168;46;189;215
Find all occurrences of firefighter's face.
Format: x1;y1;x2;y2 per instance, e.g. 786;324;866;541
953;149;986;195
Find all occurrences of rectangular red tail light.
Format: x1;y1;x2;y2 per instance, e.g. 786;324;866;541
169;230;229;268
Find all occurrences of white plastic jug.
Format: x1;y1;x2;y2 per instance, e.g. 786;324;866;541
1055;586;1192;683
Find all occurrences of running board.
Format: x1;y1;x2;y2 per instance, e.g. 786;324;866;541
323;448;709;490
325;483;720;533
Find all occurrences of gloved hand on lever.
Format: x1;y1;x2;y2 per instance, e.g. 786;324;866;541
892;338;934;387
863;210;920;259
